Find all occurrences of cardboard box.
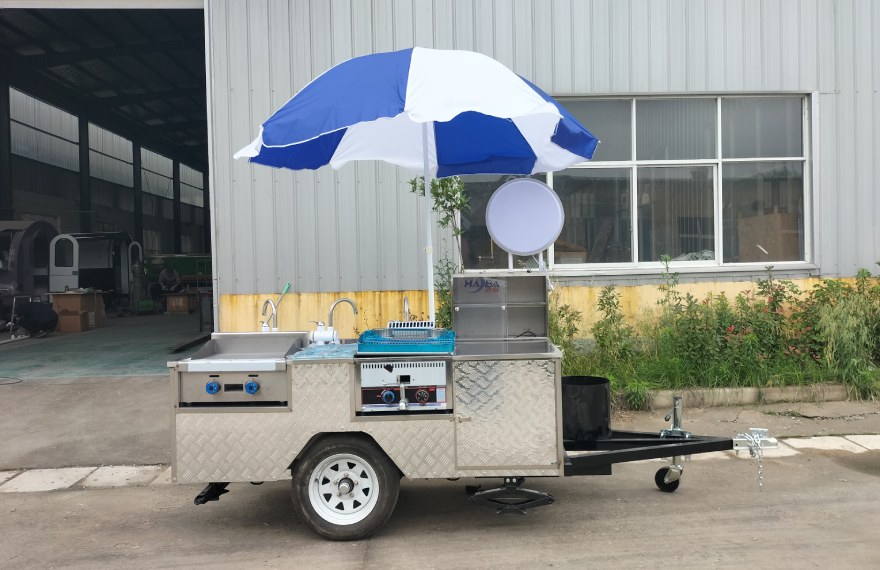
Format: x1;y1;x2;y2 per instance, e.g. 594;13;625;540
53;293;89;314
92;297;105;327
51;293;105;328
165;292;197;314
737;213;801;262
57;312;92;333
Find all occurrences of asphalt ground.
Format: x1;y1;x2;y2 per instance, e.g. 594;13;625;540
1;316;879;567
2;449;880;568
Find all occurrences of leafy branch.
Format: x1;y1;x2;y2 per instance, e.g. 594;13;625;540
409;175;469;270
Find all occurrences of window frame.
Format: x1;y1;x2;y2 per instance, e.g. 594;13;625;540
458;92;818;276
459;94;812;275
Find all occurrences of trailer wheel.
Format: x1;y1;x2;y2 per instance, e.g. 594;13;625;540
291;435;399;540
654;467;681;493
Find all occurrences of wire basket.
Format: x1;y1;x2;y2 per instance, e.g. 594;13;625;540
386;320;435;329
357;328;455;353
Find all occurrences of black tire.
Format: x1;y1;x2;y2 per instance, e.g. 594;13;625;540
654;467;681;493
291;435;400;540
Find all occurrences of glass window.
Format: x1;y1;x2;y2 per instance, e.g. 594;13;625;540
54;239;74;268
461;95;809;272
637;166;715;262
637;99;716;160
722;97;802;158
181;184;204;207
552;168;631;264
562;100;631;161
722;162;804;263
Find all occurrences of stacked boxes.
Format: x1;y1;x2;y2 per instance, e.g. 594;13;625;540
51;292;106;333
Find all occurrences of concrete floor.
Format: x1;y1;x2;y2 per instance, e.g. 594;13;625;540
0;312;208;470
0;312;207;380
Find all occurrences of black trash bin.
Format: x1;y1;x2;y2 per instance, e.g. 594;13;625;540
562;376;611;441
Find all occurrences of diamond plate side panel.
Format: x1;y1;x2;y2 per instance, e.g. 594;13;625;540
292;363;353;420
177;413;301;483
176;363;457;482
176;363;351;483
364;420;457;478
454;359;558;469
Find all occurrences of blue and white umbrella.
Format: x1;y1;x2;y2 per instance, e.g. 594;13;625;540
236;47;598;323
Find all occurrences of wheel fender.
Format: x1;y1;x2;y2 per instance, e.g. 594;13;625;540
288;432;403;477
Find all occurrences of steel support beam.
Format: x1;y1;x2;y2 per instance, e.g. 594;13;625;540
0;77;12;220
78;114;91;232
94;87;204;107
173;159;181;253
202;175;211;253
133;142;143;247
14;38;198;69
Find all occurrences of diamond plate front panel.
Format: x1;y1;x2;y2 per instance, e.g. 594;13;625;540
454;359;558;469
175;362;458;482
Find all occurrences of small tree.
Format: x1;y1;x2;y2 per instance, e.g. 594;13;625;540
410;176;470;328
409;176;469;271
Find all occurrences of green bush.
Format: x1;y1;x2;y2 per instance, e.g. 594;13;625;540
634;265;807;390
591;286;634;365
559;264;880;409
432;258;457;330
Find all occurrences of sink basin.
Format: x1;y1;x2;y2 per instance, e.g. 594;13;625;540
454;338;558;357
177;332;309;372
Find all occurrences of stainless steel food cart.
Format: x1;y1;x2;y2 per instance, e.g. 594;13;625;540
169;273;774;540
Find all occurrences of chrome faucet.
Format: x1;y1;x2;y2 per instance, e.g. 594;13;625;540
261;299;278;330
328;297;358;329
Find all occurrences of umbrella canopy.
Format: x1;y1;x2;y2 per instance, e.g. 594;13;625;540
235;47;598;323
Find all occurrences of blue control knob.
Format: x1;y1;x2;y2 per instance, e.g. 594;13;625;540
205;381;221;395
245;380;260;395
381;389;396;404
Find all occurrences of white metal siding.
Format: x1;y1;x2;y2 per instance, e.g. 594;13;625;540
207;0;880;296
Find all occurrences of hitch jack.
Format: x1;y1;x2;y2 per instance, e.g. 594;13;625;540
194;482;229;505
467;477;555;515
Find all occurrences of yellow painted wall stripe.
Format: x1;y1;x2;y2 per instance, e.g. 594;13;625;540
218;277;842;338
219;290;429;338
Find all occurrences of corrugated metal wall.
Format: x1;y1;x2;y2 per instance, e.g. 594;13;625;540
206;0;880;296
9;88;80;173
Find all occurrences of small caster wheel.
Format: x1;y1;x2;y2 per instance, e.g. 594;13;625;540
654;467;681;493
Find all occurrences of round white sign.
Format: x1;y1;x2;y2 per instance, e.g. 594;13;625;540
485;178;565;256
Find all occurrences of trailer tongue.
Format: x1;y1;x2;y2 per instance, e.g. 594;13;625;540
169;273;776;540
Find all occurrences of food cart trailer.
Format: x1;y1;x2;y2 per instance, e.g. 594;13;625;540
169;272;775;540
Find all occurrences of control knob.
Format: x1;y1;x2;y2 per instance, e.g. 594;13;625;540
380;389;396;404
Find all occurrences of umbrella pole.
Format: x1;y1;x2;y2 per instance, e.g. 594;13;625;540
422;122;436;325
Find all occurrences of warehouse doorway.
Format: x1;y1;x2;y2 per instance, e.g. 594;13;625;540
1;1;212;335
